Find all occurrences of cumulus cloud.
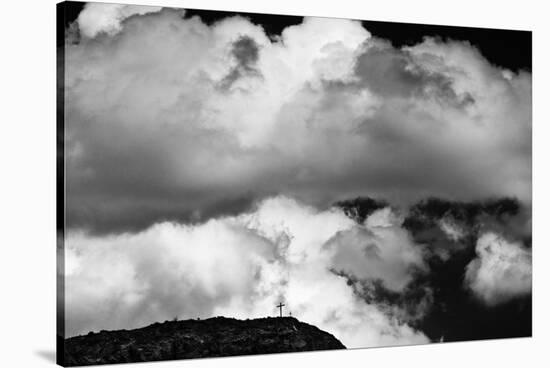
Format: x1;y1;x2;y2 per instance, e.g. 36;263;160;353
327;207;426;292
76;2;163;38
464;232;532;306
65;196;429;347
64;6;531;234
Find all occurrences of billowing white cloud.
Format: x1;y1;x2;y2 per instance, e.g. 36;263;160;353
65;196;429;348
76;3;164;38
64;6;531;234
464;232;532;305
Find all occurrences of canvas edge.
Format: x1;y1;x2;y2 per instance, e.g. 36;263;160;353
56;1;67;366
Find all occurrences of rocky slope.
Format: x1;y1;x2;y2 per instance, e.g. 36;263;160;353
62;317;346;366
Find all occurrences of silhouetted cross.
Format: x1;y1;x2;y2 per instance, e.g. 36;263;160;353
276;302;285;317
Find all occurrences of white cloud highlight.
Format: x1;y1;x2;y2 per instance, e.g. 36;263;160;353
77;3;163;38
464;232;532;305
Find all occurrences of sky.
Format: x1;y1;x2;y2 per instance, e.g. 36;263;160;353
59;1;532;349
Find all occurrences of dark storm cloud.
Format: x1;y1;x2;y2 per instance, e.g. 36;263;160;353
232;36;260;70
333;197;532;341
354;39;475;107
66;191;256;234
219;36;262;90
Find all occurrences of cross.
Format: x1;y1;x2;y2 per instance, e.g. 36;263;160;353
276;302;285;317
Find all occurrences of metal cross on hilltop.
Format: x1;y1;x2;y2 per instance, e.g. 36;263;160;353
276;302;285;317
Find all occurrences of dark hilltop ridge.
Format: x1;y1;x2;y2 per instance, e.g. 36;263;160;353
62;317;346;366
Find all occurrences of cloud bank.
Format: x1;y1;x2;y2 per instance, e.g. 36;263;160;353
65;196;429;348
64;7;532;234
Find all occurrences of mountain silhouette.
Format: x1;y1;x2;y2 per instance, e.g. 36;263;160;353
61;316;346;366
